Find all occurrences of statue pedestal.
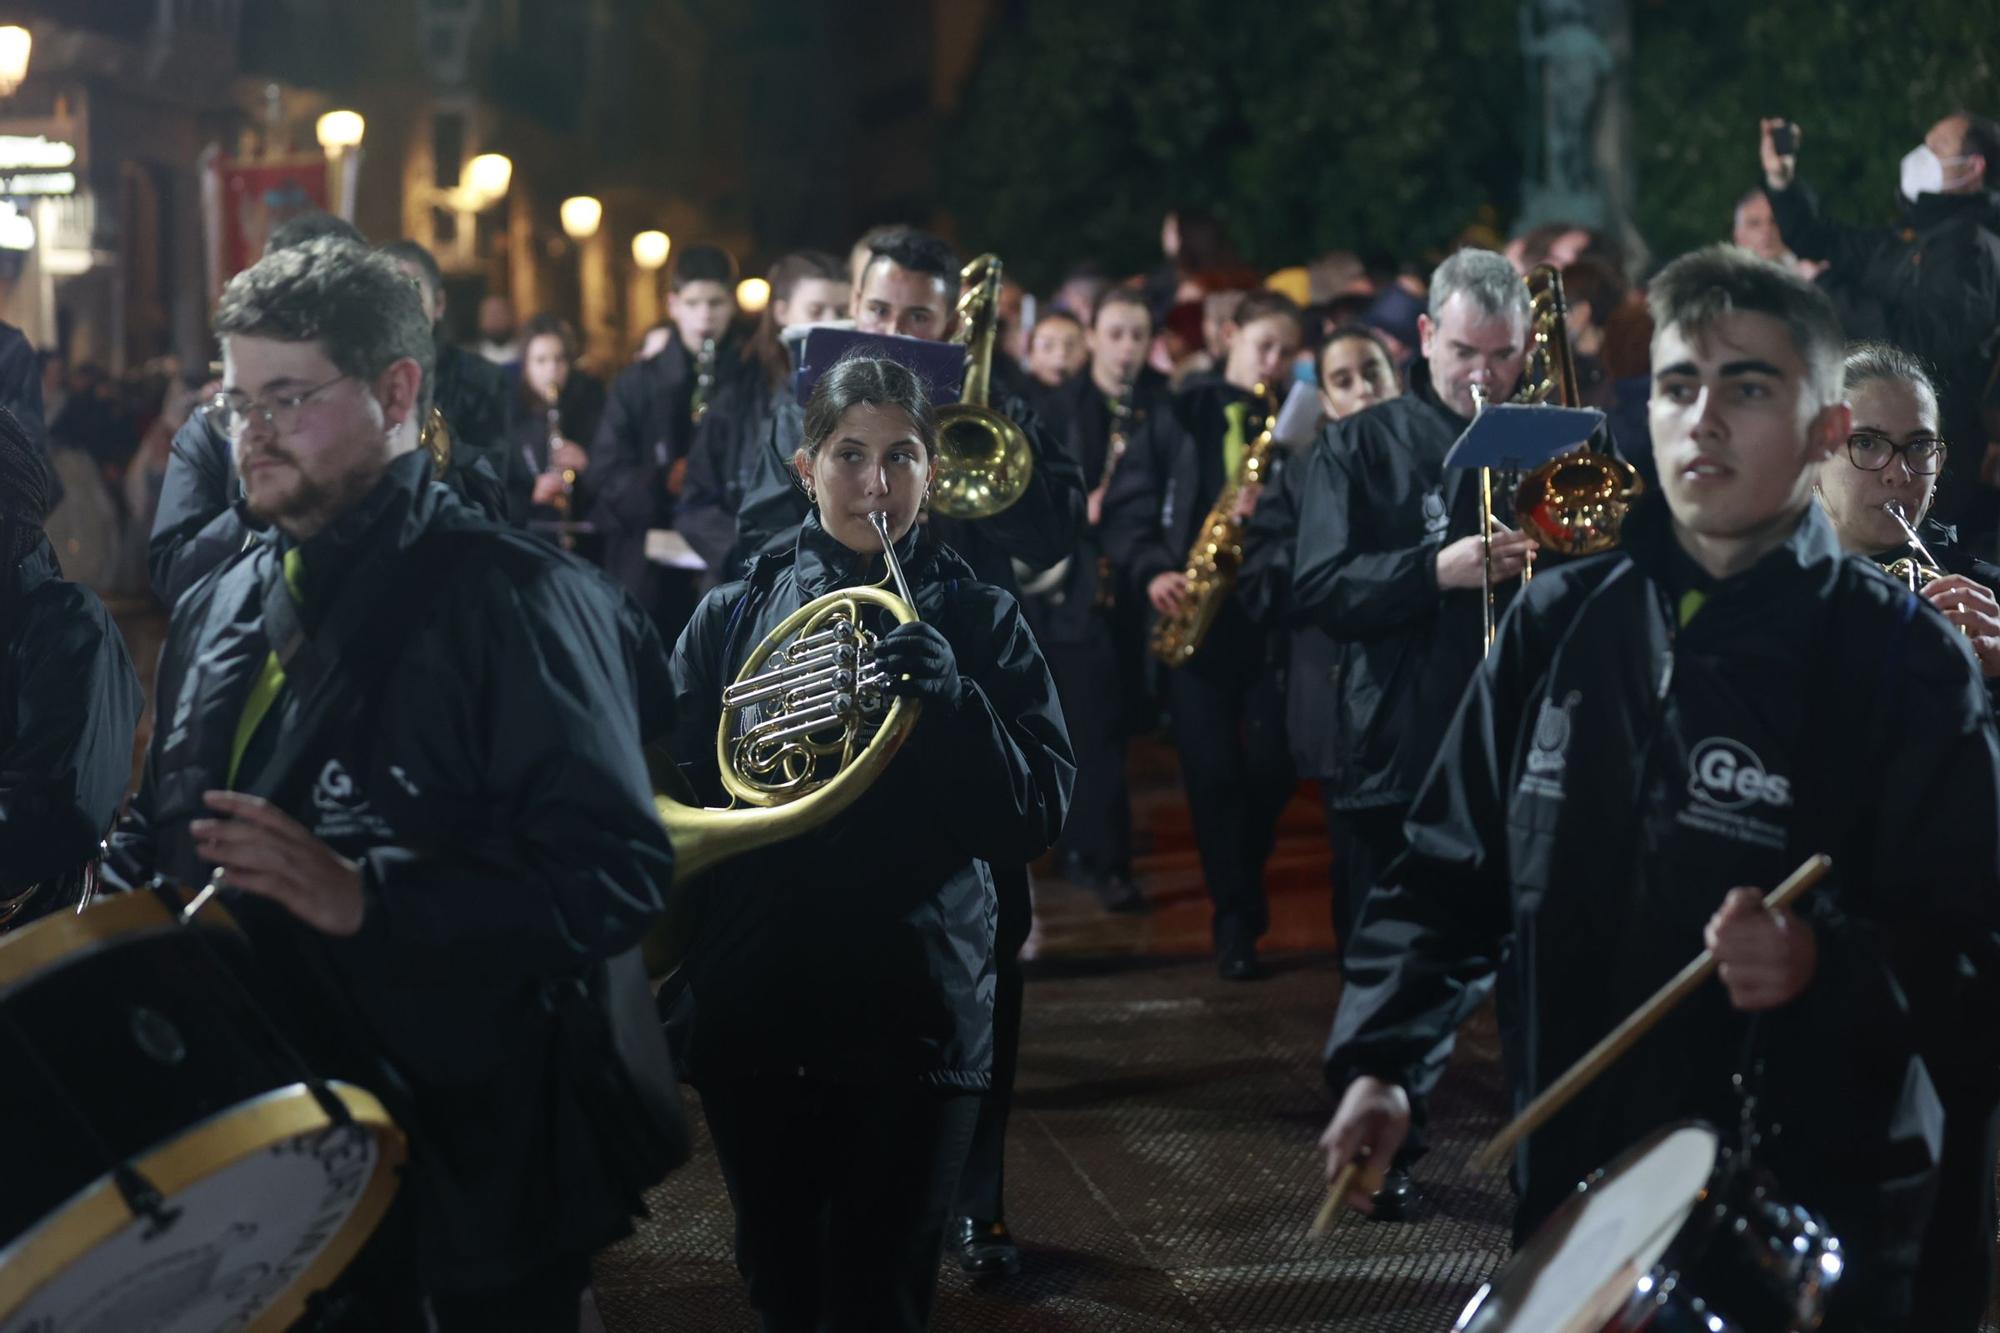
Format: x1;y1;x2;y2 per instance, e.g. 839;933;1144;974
1520;183;1607;231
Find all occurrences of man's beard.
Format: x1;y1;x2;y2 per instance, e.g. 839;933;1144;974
242;451;381;538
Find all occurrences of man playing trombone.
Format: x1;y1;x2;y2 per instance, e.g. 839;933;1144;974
1289;248;1534;1216
1317;246;2000;1330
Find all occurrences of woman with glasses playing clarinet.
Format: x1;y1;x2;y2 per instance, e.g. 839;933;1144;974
660;352;1073;1333
1814;342;2000;684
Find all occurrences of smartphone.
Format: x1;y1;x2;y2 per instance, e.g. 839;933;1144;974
1771;122;1798;156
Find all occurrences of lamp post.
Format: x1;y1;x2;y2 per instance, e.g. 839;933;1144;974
628;230;670;345
561;196;610;364
314;109;365;222
736;277;771;315
0;27;31;100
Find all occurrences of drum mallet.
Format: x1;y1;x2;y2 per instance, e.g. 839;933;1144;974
1472;853;1831;1174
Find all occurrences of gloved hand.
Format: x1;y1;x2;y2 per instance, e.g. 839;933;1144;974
873;622;962;704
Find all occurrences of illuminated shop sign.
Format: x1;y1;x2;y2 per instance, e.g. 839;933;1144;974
0;169;73;194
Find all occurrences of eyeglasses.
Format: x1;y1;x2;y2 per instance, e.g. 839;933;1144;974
1847;431;1946;474
206;374;350;439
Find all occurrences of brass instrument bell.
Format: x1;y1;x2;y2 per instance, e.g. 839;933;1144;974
930;254;1034;519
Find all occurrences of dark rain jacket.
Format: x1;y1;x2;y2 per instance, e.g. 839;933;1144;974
1290;360;1517;808
589;337;751;599
1325;493;2000;1328
1019;370;1173;646
504;372;607;530
674;368;780;584
663;512;1074;1090
109;451;676;1287
725;358;1087;596
0;536;142;903
1767;183;2000;525
0;320;43;451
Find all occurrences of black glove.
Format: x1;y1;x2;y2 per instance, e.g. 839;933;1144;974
873;621;961;704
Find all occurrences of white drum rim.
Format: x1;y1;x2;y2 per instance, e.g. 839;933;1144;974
1455;1120;1722;1332
0;1078;406;1331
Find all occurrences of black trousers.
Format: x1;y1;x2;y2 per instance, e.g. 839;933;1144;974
307;1196;591;1332
701;1074;980;1333
1166;635;1293;952
955;862;1033;1222
1331;801;1443;1167
1045;625;1133;876
1910;1095;2000;1331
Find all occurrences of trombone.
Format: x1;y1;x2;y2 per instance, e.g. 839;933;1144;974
1475;265;1646;653
931;254;1034;518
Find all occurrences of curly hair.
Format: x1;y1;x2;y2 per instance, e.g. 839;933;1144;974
216;236;435;417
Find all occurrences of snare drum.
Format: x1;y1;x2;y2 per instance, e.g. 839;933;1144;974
0;887;404;1332
1455;1122;1842;1333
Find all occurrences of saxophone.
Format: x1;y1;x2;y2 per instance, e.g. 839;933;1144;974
1150;385;1277;666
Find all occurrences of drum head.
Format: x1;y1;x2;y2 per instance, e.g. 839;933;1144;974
1456;1123;1719;1333
0;1080;403;1333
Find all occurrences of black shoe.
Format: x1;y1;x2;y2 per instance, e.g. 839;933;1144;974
952;1216;1021;1278
1369;1165;1414;1221
1217;946;1266;981
1091;872;1149;914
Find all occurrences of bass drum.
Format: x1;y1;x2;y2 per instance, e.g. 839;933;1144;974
1455;1122;1842;1333
0;888;404;1332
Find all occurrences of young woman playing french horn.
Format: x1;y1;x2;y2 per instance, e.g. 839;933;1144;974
661;352;1074;1333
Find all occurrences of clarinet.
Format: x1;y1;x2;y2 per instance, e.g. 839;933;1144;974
1093;386;1138;611
691;337;716;425
547;397;577;552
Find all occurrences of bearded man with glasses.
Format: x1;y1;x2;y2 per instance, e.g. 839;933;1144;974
106;236;680;1330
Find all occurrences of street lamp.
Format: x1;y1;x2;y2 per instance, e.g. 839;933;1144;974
560;195;603;242
315;109;366;221
736;277;771;314
0;28;31;99
631;229;670;270
462;153;512;209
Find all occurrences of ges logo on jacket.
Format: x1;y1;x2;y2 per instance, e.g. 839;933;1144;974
1677;737;1792;851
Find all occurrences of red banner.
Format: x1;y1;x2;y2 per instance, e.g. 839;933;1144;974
214;156;328;287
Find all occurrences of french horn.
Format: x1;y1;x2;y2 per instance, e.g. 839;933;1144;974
646;512;921;974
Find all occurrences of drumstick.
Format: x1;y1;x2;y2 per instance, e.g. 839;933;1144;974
180;867;226;925
1308;1146;1374;1237
1471;853;1831;1174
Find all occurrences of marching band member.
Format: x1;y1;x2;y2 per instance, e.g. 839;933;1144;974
1026;287;1171;909
1815;340;2000;1328
591;243;745;637
1289;252;1532;1215
1102;289;1304;980
507;313;605;538
107;238;677;1330
1314;324;1402;423
663;352;1073;1331
677;249;849;581
1815;342;2000;683
1249;325;1402;938
0;412;141;930
1318;246;2000;1330
721;226;1085;1280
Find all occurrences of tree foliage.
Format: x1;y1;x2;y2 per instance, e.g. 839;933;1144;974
941;0;1523;289
946;0;1999;288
